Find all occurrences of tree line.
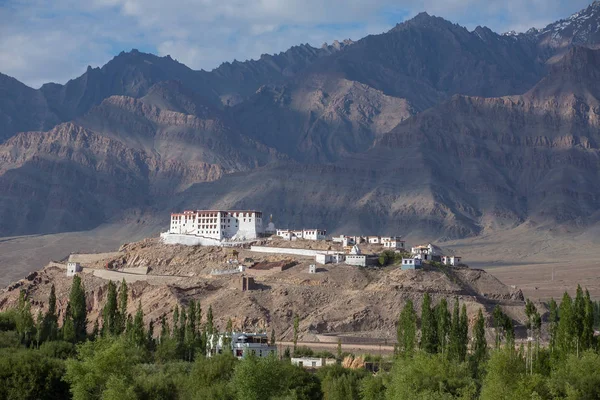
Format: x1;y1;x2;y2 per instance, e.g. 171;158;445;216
1;277;600;399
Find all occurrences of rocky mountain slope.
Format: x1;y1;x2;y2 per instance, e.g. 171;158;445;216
2;3;600;239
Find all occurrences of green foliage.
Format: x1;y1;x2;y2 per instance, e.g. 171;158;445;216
470;309;487;376
118;279;128;334
548;350;600;399
557;292;576;355
420;293;438;354
68;275;88;343
0;309;18;331
386;352;477;400
377;250;405;267
102;280;120;336
360;374;387;400
318;365;367;400
0;347;70;400
64;336;146;400
396;300;417;358
436;298;451;357
293;314;300;351
232;354;321;400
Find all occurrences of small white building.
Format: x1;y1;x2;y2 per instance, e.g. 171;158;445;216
411;244;440;261
382;236;405;250
276;229;327;241
442;256;462;266
291;357;337;369
66;262;82;277
308;264;317;274
401;258;422;270
367;236;381;244
207;332;276;359
315;253;345;265
345;254;368;266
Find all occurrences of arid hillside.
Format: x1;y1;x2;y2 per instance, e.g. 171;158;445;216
0;238;528;343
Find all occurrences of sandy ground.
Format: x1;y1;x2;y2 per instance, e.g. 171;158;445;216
0;223;158;288
445;223;600;301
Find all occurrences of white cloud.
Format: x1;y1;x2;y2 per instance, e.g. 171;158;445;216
0;0;593;88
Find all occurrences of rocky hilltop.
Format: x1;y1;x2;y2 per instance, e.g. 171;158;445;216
2;3;600;240
0;238;527;341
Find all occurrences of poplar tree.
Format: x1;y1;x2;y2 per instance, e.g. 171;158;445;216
118;279;128;334
459;304;469;362
132;301;145;348
172;305;180;340
35;311;44;348
160;315;170;343
574;285;585;354
44;284;58;341
420;293;437;354
16;290;34;345
448;299;461;361
62;305;75;343
68;275;87;342
196;301;202;336
147;319;155;351
471;309;487;368
557;292;575;356
436;298;451;357
493;305;505;348
102;280;119;336
293;314;300;352
582;289;595;351
397;300;417;358
207;305;214;336
548;298;559;353
270;328;276;346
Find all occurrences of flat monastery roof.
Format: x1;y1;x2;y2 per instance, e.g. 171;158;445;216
171;210;262;214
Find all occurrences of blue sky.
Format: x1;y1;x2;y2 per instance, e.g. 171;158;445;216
0;0;593;88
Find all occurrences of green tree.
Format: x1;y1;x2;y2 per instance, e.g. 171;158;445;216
102;280;119;336
396;300;417;358
206;305;214;335
293;314;300;352
35;311;44;348
548;298;559;353
386;352;476;400
270;327;276;346
132;301;146;348
68;275;88;343
420;292;438;354
61;306;75;343
16;290;34;345
448;299;461;361
548;350;600;399
557;291;575;356
471;308;487;374
436;298;451;357
493;305;505;349
64;336;144;400
118;279;128;335
582;289;595;351
171;305;179;340
459;304;469;362
0;348;70;400
360;374;386;400
44;284;59;341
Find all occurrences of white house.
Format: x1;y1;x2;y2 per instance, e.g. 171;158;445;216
66;262;82;277
207;332;276;359
276;229;327;241
309;264;317;273
291;357;337;369
367;236;381;244
411;243;441;261
169;210;264;240
315;253;345;265
382;236;405;250
442;256;462;266
401;258;422;270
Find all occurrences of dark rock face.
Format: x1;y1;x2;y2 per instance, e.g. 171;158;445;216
2;4;600;237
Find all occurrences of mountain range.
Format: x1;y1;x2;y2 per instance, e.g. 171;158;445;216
3;2;600;239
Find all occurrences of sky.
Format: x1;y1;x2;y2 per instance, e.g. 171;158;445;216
0;0;594;88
